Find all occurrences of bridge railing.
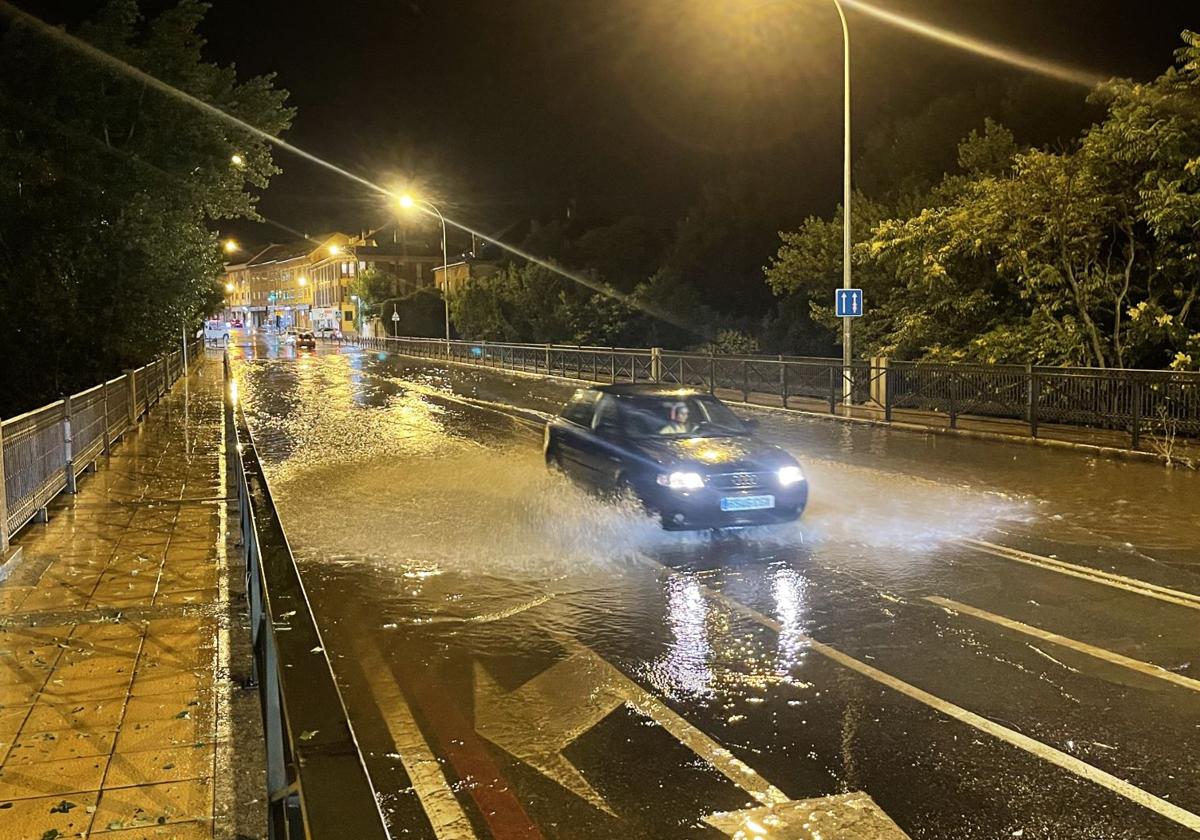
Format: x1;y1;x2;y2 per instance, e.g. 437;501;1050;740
222;353;392;840
0;339;204;553
354;336;1200;453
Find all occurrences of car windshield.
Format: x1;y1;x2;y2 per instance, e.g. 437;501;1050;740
619;394;748;438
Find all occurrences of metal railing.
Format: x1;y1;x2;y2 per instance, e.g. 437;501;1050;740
355;336;1200;451
223;354;392;840
0;340;204;551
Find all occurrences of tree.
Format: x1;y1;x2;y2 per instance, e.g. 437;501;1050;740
389;288;446;339
770;33;1200;370
0;0;293;413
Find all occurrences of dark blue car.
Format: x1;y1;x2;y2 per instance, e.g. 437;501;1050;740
544;384;808;530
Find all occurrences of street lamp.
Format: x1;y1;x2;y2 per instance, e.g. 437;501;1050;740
230;153;244;167
223;239;239;254
398;193;451;341
833;0;853;409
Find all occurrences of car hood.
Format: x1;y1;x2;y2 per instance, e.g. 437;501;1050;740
631;435;794;472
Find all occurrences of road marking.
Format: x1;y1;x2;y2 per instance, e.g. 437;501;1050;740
959;538;1200;611
648;563;1200;834
925;596;1200;693
474;650;623;813
552;635;791;809
706;792;908;839
357;642;477;839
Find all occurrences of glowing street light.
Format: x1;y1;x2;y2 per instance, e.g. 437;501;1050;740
328;244;342;256
230;153;244;167
398;193;450;341
297;276;308;286
223;239;239;254
224;282;234;292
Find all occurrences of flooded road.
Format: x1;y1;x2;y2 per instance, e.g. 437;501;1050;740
231;337;1200;839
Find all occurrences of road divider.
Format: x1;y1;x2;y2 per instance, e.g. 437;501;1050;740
925;595;1200;693
958;538;1200;611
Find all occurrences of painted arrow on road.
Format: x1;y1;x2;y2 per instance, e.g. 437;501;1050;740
705;792;908;839
475;637;908;837
474;650;624;814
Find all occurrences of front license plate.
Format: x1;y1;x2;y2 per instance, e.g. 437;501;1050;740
720;495;775;512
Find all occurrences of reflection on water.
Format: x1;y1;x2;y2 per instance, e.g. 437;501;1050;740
772;566;808;674
651;576;714;698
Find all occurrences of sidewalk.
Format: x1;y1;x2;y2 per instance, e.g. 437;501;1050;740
0;356;262;839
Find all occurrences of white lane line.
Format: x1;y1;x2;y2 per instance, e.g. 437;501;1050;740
550;634;791;809
959;538;1200;611
357;642;477;840
926;596;1200;694
649;563;1200;834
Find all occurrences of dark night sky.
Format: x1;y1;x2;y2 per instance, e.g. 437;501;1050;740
16;1;1200;244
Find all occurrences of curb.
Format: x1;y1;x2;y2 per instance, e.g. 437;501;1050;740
0;545;24;582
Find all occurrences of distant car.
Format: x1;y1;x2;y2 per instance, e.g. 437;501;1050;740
203;320;230;344
230;319;244;329
297;331;317;350
544;384;807;531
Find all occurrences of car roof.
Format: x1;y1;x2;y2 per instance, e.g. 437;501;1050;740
590;383;707;398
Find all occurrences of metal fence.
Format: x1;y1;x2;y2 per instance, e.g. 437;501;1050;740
223;354;392;840
355;336;1200;451
0;340;204;551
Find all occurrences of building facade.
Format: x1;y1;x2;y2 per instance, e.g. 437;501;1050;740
224;229;443;336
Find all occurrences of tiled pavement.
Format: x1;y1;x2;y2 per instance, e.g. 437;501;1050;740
0;357;262;839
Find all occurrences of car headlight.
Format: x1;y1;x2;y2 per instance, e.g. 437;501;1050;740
777;465;805;486
657;471;705;490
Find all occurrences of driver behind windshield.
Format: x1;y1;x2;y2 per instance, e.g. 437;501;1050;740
659;402;692;435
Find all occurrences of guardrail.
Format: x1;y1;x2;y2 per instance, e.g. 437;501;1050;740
0;339;204;553
223;354;392;840
355;336;1200;451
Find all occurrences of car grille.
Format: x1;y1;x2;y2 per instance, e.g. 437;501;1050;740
709;471;765;490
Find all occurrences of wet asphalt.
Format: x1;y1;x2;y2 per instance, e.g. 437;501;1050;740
230;336;1200;840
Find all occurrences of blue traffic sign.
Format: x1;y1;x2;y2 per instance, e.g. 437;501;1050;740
835;288;864;318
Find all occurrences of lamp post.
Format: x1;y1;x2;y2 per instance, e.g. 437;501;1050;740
834;0;853;409
398;194;451;341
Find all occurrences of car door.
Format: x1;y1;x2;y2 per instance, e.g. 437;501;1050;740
552;390;599;480
579;395;628;492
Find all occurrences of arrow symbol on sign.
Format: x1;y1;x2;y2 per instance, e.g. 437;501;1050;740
474;652;623;814
852;292;859;315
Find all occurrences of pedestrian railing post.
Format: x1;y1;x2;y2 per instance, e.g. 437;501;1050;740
709;353;716;394
828;365;838;414
741;359;749;401
651;347;663;383
101;380;111;455
125;369;138;427
949;370;959;429
0;422;10;553
779;356;788;408
1131;377;1142;450
1029;370;1040;438
545;344;551;375
63;394;76;494
884;359;894;423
